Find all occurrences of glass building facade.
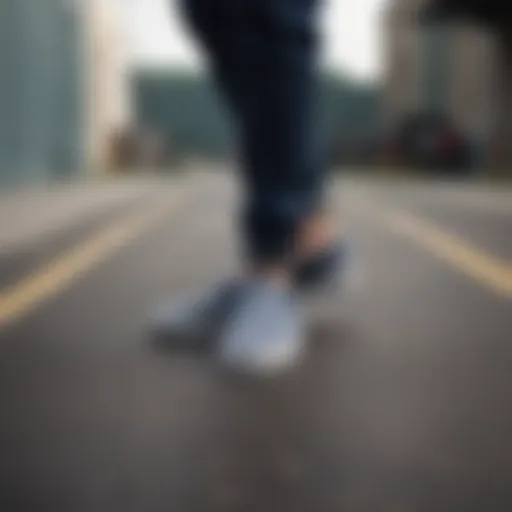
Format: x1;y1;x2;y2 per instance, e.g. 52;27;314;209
0;0;84;185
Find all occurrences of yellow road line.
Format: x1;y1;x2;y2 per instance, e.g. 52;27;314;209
0;193;188;329
384;209;512;299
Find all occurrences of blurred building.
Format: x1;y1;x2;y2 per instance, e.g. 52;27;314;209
382;0;498;170
0;0;131;185
424;0;511;171
85;0;132;171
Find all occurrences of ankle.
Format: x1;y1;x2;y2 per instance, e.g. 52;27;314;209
297;213;336;259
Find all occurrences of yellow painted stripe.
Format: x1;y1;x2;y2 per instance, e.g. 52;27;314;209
0;193;188;329
385;209;512;299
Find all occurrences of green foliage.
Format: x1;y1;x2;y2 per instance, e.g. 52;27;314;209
134;69;379;157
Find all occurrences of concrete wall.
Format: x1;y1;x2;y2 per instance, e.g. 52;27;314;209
448;23;496;157
381;0;425;133
382;0;499;166
493;29;512;170
85;0;132;171
382;15;424;131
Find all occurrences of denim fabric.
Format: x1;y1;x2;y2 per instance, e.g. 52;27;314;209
181;0;324;262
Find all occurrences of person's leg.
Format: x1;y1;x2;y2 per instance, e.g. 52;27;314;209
154;0;340;374
179;0;245;126
239;0;326;268
213;0;346;373
182;0;338;281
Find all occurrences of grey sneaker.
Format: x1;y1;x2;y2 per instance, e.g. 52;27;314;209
150;280;244;351
217;280;305;376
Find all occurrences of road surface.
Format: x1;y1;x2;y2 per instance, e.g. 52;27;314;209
0;172;511;511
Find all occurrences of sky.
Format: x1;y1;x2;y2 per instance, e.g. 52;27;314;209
122;0;389;82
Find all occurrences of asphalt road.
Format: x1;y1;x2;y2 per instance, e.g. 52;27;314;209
0;172;511;512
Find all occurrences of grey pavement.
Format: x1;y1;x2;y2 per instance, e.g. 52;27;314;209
0;171;510;512
0;177;176;255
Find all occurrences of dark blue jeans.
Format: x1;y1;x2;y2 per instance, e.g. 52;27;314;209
181;0;325;263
